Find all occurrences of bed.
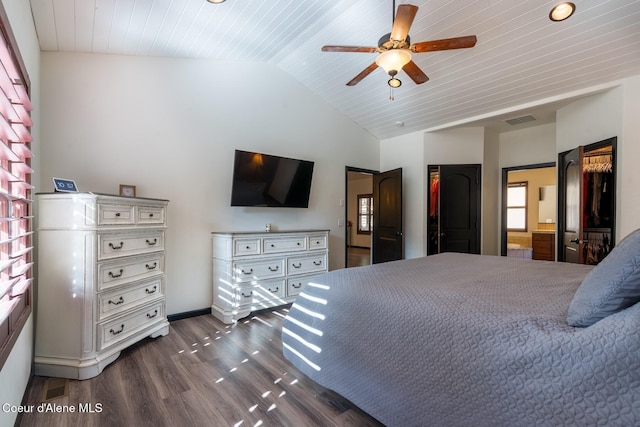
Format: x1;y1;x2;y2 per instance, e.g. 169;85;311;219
281;230;640;426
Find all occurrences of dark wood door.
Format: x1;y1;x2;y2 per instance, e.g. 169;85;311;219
439;164;481;254
372;168;403;264
559;147;584;263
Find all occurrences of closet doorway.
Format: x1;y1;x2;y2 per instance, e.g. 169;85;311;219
558;137;616;264
501;163;557;259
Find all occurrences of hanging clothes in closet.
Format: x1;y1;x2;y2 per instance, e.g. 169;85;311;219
582;151;614;265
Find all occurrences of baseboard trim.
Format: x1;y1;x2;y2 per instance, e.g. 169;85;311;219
167;308;211;322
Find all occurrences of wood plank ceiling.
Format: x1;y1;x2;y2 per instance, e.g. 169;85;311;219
29;0;640;139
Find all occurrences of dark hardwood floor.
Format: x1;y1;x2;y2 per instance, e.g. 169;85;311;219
18;308;383;427
347;247;370;268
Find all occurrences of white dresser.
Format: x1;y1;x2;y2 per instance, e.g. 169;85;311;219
211;230;329;323
35;193;170;379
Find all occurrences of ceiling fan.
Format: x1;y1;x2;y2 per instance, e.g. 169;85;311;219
322;2;477;88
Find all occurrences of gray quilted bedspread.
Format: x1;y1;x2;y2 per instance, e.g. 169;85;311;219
281;253;640;426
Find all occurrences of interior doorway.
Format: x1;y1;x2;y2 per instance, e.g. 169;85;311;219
501;162;557;258
345;168;375;267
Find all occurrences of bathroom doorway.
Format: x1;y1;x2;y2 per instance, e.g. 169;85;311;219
501;163;557;259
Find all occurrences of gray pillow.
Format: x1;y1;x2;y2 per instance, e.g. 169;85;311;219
567;228;640;327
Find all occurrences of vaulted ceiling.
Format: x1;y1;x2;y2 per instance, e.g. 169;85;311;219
29;0;640;139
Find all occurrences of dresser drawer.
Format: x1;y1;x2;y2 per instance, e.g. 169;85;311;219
97;278;164;321
98;254;164;291
309;234;327;250
287;274;323;297
97;301;165;351
263;236;307;254
137;206;166;225
252;279;287;309
99;230;165;260
287;254;327;276
98;203;135;225
234;258;285;282
234;238;261;256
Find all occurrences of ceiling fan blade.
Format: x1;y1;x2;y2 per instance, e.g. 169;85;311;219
322;45;377;53
390;4;419;42
402;60;429;84
346;63;379;86
411;35;477;53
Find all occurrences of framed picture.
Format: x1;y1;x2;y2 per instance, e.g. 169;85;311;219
119;184;136;197
52;177;79;192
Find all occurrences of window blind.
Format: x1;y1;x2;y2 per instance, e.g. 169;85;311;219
0;21;32;369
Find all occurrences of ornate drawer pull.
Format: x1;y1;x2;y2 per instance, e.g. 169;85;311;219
313;260;322;266
241;268;253;275
269;286;279;293
297;242;301;246
292;263;302;268
146;238;158;246
270;244;275;247
315;241;321;245
108;296;124;305
145;285;157;294
109;242;124;250
246;246;251;249
108;269;124;278
115;212;121;217
241;291;252;298
149;213;154;218
147;310;158;319
110;324;125;335
146;262;157;270
292;283;302;289
268;265;279;272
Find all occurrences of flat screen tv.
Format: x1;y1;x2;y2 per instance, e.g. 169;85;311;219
230;150;315;208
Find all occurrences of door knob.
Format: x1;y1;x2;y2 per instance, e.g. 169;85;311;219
569;238;588;244
440;232;446;237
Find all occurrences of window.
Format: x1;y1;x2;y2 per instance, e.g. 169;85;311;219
0;10;33;370
507;182;527;231
357;194;373;234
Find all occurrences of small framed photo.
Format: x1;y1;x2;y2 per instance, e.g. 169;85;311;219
52;177;79;193
119;184;136;197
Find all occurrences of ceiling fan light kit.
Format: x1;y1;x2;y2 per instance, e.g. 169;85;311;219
321;3;477;97
549;2;576;21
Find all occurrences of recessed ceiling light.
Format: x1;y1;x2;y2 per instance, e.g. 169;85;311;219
207;0;226;3
549;2;576;22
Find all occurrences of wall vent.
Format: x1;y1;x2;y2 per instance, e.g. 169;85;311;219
504;114;537;125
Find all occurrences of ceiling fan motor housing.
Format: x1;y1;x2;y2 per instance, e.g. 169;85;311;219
377;33;411;51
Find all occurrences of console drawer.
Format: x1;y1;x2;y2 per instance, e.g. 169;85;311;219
137;206;166;224
252;279;287;309
98;203;135;225
309;234;327;250
287;274;323;297
233;258;285;282
99;231;165;260
263;236;307;254
97;301;165;351
234;238;261;256
97;278;164;321
98;253;164;291
287;254;327;276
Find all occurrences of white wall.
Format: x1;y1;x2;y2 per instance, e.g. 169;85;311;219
499;123;557;168
39;52;379;315
380;131;425;259
0;0;40;425
556;86;631;240
620;76;640;237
